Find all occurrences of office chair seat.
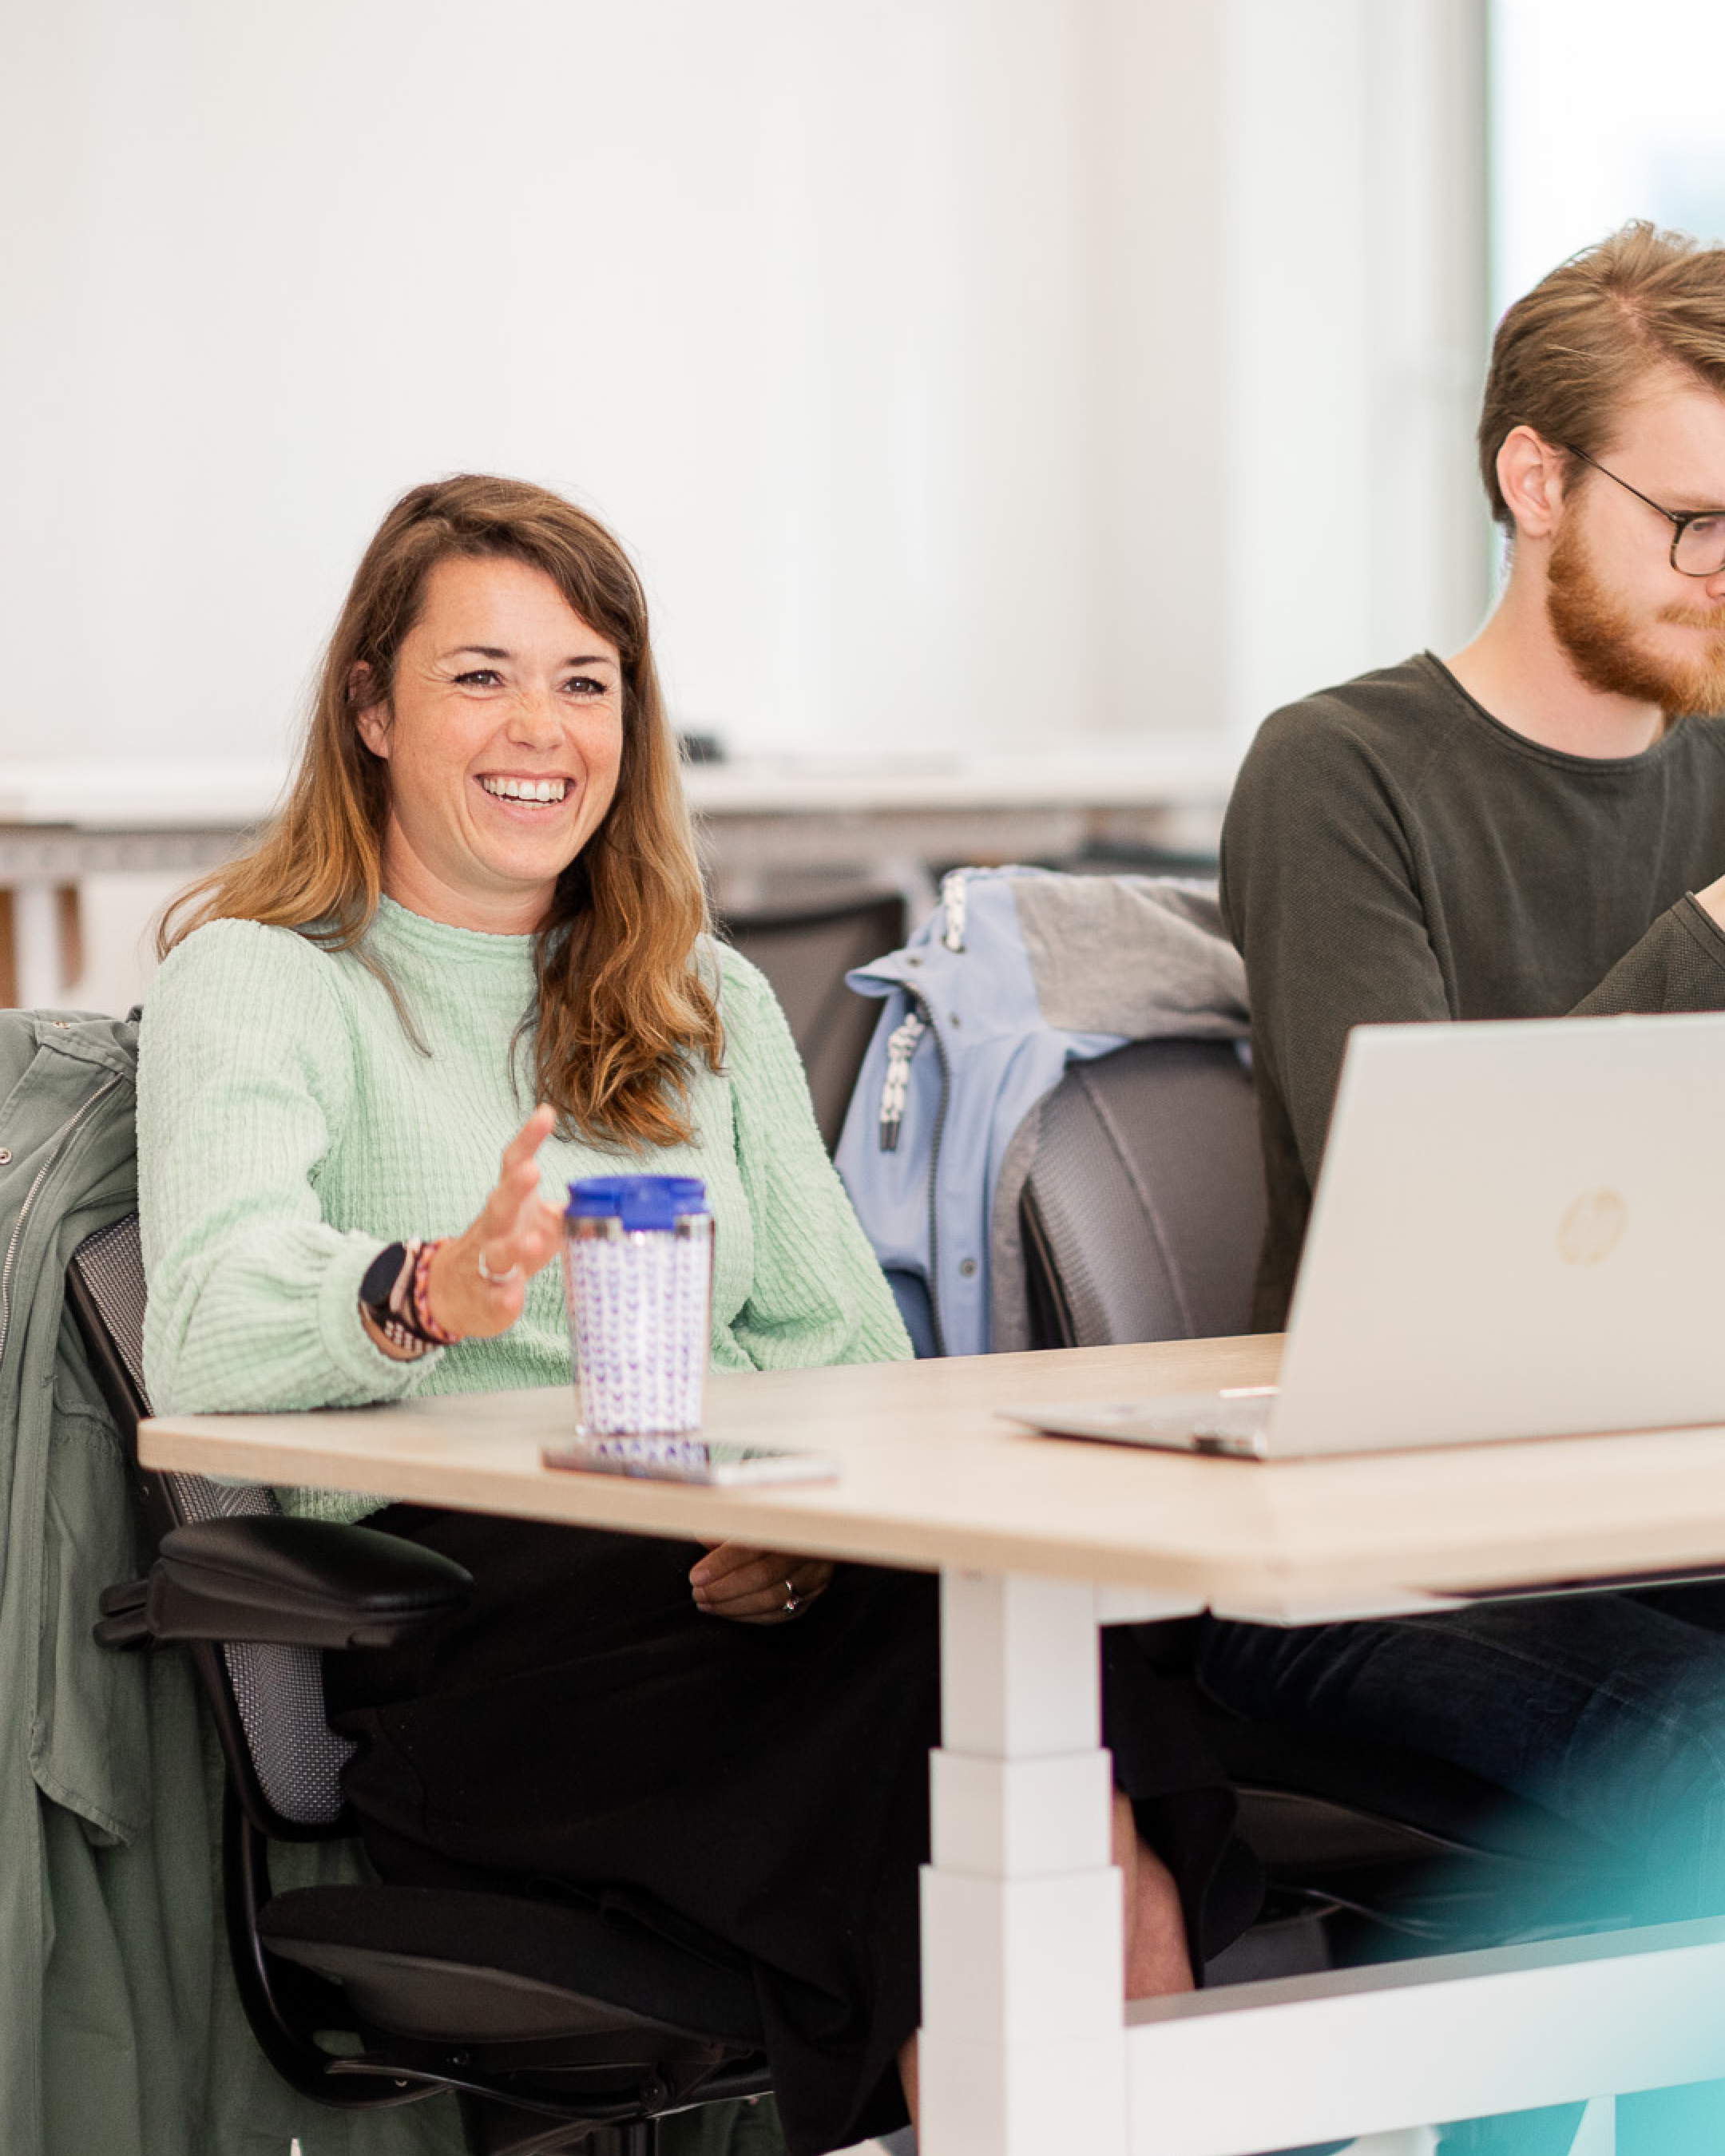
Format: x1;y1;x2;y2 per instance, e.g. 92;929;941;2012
1217;1706;1636;1936
71;1215;773;2153
260;1885;764;2048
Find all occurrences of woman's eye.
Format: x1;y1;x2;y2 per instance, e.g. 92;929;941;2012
562;675;609;697
454;668;502;688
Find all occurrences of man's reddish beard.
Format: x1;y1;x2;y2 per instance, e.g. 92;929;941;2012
1546;512;1725;717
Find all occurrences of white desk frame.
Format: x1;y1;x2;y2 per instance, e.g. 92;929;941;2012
926;1571;1725;2155
140;1338;1725;2156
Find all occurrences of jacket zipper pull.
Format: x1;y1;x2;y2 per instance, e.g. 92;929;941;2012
878;1009;928;1151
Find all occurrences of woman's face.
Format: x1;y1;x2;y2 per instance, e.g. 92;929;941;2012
355;553;625;933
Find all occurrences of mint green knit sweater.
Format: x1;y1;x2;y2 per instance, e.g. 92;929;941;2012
137;901;910;1523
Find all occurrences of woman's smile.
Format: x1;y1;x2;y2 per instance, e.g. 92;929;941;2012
478;772;572;806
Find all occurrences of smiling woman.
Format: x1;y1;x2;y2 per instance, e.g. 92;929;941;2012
159;475;723;1150
134;473;1263;2154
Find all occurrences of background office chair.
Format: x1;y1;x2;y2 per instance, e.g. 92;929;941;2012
1019;1036;1263;1350
70;1217;771;2156
718;892;908;1151
1015;1038;1642;1975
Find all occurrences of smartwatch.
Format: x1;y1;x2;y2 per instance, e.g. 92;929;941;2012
359;1240;434;1360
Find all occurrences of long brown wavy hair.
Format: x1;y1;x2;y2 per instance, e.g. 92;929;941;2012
161;475;723;1147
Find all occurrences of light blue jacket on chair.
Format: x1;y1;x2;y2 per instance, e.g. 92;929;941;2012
834;866;1248;1358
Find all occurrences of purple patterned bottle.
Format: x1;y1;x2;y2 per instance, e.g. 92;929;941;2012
562;1177;713;1433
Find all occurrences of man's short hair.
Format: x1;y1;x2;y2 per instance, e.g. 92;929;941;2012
1479;222;1725;525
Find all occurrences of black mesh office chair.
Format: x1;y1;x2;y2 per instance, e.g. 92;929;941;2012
1017;1039;1641;1965
70;1218;771;2156
720;893;908;1151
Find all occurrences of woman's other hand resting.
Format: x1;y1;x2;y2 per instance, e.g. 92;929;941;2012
364;1105;564;1358
689;1542;835;1623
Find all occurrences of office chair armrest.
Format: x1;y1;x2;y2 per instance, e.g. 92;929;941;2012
96;1515;472;1651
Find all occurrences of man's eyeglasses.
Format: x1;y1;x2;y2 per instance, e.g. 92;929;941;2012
1563;444;1725;577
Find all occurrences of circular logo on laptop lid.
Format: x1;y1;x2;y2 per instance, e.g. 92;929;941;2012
1557;1189;1627;1266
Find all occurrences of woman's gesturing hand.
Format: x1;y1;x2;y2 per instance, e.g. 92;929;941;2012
689;1542;835;1624
424;1104;565;1341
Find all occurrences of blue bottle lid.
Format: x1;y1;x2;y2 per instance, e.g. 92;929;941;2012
566;1175;709;1231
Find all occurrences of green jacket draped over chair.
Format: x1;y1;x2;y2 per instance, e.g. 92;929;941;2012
0;1005;779;2156
0;1007;467;2156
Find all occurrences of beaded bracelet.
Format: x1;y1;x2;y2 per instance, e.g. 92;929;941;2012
410;1237;462;1346
359;1237;460;1357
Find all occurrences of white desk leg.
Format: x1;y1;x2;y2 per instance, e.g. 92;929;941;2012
919;1568;1125;2156
1571;2097;1615;2155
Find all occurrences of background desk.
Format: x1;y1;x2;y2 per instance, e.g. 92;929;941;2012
141;1338;1725;2154
0;743;1234;1007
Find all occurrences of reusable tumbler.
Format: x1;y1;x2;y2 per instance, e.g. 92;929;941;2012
562;1176;713;1433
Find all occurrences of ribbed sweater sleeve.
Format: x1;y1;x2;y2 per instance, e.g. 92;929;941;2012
137;920;440;1415
717;952;911;1369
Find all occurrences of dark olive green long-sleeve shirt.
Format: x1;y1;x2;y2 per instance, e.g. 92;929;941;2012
1221;651;1725;1326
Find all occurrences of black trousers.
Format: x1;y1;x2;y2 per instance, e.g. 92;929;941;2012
326;1511;1259;2156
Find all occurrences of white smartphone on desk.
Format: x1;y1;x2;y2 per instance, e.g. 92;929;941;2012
543;1433;840;1485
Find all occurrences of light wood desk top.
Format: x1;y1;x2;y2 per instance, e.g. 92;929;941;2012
140;1336;1725;1619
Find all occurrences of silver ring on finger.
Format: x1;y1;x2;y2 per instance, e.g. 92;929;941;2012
477;1245;521;1286
782;1577;803;1616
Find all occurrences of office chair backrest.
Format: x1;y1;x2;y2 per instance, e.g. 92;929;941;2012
69;1216;354;1833
720;891;908;1150
1019;1037;1264;1348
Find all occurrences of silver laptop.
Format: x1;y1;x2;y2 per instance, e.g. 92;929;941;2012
1005;1013;1725;1460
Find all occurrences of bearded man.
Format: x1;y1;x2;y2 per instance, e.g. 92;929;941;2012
1200;224;1725;2156
1227;221;1725;1327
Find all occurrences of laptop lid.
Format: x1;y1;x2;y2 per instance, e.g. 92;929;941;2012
1267;1012;1725;1457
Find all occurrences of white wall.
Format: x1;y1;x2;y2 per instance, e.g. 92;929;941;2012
1493;0;1725;309
1221;0;1492;735
0;0;1491;777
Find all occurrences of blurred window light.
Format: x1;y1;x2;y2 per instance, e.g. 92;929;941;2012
1492;0;1725;315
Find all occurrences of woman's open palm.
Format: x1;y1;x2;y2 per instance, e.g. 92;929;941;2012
424;1105;565;1340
